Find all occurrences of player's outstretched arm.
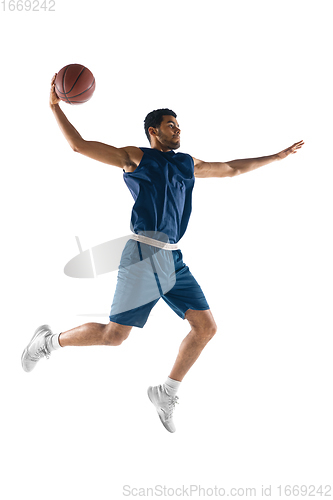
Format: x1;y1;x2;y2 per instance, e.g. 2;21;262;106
193;140;304;178
49;74;142;170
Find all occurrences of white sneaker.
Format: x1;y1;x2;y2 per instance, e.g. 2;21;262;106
147;384;179;433
21;325;53;372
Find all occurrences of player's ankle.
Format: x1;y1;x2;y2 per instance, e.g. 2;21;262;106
50;333;62;350
164;376;181;397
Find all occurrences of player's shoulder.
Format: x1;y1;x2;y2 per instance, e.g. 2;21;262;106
176;150;195;166
176;150;194;160
119;145;143;158
119;146;144;170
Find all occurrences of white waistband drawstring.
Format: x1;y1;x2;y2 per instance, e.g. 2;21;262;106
130;234;179;251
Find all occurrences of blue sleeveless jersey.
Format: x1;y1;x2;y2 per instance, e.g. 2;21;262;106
123;148;195;244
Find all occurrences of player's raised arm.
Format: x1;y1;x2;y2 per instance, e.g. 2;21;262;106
49;74;142;170
193;140;304;178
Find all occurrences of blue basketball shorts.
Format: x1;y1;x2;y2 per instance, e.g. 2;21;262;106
109;239;210;328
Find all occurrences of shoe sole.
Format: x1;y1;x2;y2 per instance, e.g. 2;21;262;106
147;387;175;433
21;324;52;372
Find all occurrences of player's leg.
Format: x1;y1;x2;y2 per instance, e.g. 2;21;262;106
148;309;217;433
59;321;132;347
21;321;132;372
21;238;155;373
168;309;217;381
148;250;216;432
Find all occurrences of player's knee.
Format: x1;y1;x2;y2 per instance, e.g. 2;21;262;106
186;310;217;342
206;319;218;339
197;318;217;342
102;323;131;346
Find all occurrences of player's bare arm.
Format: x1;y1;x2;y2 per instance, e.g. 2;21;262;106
49;74;143;171
193;140;304;178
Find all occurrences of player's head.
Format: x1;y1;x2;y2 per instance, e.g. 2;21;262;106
144;109;180;150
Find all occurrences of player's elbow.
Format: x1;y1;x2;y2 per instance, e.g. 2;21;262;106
229;167;241;177
71;139;84;153
225;163;241;177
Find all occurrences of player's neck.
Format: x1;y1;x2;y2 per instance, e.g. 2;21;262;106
150;138;172;152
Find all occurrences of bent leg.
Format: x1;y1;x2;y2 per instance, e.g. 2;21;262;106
169;309;217;382
59;321;132;347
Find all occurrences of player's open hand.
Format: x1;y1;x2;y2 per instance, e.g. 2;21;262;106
49;73;61;107
277;140;304;160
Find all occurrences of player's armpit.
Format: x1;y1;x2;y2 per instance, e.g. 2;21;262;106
193;158;238;178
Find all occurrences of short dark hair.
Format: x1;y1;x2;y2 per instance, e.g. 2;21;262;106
144;108;177;143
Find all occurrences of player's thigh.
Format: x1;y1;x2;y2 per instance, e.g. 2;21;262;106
162;254;210;321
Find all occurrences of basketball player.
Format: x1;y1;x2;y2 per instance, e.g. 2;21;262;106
21;74;304;433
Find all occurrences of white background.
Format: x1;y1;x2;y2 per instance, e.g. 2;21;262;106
1;0;332;498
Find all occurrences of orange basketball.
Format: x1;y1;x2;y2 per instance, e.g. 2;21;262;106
54;64;95;105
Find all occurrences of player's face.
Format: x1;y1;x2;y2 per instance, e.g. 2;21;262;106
156;115;181;150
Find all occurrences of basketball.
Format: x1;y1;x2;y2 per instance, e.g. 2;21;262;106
54;64;95;105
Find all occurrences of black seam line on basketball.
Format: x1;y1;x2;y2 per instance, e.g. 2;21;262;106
68;99;91;105
62;65;71;105
69;99;91;104
66;79;95;99
66;67;86;94
66;78;95;98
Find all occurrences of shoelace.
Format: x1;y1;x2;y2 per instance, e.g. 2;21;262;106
165;395;179;421
33;344;51;360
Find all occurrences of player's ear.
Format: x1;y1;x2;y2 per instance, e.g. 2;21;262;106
148;126;157;138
